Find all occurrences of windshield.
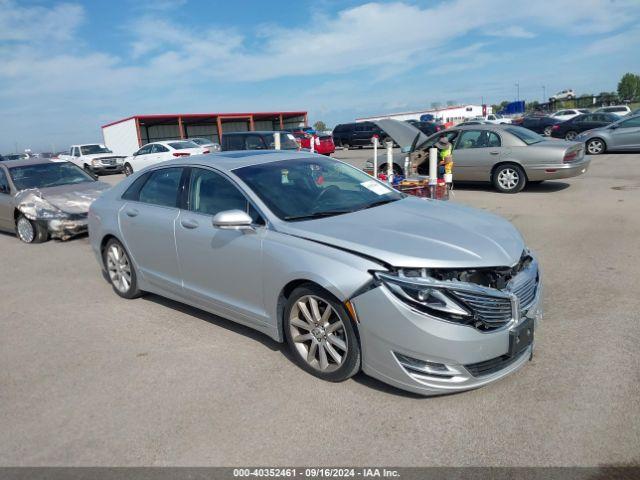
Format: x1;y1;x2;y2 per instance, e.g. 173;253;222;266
504;126;544;145
234;157;404;221
168;141;200;150
80;145;112;155
267;133;299;150
9;162;95;190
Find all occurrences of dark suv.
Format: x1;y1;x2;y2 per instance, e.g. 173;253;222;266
332;122;391;148
221;131;299;151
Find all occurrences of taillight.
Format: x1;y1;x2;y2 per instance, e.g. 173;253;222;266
173;152;191;157
563;149;579;163
202;150;210;154
551;125;560;130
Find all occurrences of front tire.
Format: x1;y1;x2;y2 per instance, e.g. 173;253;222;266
284;285;360;382
586;138;606;155
123;163;133;176
564;130;578;141
493;164;526;193
16;215;48;243
102;238;141;299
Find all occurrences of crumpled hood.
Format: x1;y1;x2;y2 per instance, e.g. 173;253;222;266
16;182;110;217
277;197;525;269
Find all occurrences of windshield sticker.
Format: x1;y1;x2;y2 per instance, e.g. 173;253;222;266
361;180;392;195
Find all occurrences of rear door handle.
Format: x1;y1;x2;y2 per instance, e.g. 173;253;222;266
489;151;500;155
125;208;139;217
180;218;199;229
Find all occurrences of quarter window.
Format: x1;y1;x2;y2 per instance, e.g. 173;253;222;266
137;168;183;207
188;168;263;223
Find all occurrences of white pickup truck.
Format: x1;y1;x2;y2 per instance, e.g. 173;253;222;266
57;144;126;175
473;114;512;125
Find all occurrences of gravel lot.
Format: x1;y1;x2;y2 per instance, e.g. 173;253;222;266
1;151;639;466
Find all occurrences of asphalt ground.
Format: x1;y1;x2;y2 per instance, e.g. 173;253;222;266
1;150;639;466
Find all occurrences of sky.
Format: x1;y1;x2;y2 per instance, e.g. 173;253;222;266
1;0;640;153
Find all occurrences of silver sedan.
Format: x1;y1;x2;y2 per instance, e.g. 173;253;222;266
373;121;591;193
89;151;542;396
575;114;640;154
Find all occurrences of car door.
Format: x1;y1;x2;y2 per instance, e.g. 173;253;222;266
70;147;82;168
452;130;502;181
118;167;186;293
607;116;640;149
151;143;171;163
0;167;14;232
134;144;159;170
175;167;268;325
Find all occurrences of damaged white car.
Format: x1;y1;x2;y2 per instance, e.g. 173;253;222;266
0;158;110;243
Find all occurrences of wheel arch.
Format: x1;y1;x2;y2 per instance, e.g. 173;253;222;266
490;160;529;182
275;278;356;343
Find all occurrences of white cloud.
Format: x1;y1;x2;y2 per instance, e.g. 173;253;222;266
1;0;640;151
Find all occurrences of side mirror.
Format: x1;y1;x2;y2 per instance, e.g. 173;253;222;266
609;124;619;129
212;210;254;230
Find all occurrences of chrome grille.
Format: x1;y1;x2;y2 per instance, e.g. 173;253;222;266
511;274;537;309
450;290;512;330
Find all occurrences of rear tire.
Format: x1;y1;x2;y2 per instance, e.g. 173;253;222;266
585;138;606;155
284;284;361;382
377;163;404;177
102;238;142;299
543;126;553;136
16;215;48;244
493;164;526;193
564;131;578;141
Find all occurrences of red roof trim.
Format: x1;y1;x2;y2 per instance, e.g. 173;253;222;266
101;112;307;129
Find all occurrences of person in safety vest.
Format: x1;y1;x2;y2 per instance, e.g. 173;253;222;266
435;136;453;178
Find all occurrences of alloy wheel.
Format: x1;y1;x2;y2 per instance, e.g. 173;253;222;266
106;243;132;294
587;139;604;155
565;131;577;141
543;126;553;136
289;295;348;373
17;217;35;243
497;168;520;190
124;164;133;176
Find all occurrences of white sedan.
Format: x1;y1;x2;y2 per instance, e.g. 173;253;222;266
123;140;208;176
549;109;590;122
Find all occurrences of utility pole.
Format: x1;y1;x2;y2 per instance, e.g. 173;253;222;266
515;82;520;101
542;85;546;102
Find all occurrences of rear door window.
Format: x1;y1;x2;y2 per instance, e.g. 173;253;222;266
456;130;501;149
136;145;152;156
618;116;640;128
245;135;266;149
225;135;246;150
152;144;169;153
137;167;184;208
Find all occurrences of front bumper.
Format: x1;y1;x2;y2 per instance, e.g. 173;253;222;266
524;156;591;181
352;281;543;396
88;163;124;174
46;217;88;240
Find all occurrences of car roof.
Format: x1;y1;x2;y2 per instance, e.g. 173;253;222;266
157;149;318;171
0;158;58;168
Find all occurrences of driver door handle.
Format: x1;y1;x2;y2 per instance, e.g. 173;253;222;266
125;208;139;217
180;218;199;229
489;151;500;155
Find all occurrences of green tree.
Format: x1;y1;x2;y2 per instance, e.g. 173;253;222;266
313;120;327;132
617;73;640;101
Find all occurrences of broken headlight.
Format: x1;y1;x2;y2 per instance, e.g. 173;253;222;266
18;195;70;220
374;271;470;320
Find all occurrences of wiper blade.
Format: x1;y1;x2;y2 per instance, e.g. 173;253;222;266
284;210;353;221
363;198;399;210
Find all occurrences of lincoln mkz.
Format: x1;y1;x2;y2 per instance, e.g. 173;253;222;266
89;151;542;395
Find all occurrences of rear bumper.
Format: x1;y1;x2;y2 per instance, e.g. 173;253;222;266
352;281;543;396
524;156;591;181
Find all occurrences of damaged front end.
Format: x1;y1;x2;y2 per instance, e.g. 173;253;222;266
374;251;542;332
15;186;107;240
